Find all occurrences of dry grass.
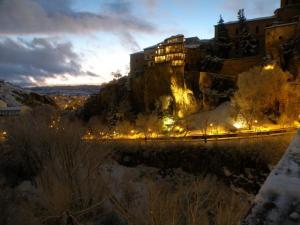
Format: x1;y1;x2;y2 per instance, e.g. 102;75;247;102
1;106;112;224
110;177;251;225
0;106;267;225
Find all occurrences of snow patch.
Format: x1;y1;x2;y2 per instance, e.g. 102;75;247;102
242;130;300;225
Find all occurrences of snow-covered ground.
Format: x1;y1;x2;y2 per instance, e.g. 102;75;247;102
242;130;300;225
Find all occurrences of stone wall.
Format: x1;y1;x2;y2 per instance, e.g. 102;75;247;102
215;17;276;56
276;3;300;22
220;56;263;77
130;52;144;74
265;22;299;60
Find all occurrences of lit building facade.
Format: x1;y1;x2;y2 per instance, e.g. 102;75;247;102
130;0;300;76
154;35;185;67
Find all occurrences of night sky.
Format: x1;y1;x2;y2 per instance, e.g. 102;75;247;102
0;0;279;86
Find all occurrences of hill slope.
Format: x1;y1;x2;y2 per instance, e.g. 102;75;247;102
0;80;55;108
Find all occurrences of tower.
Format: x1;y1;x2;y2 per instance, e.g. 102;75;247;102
277;0;300;22
281;0;300;8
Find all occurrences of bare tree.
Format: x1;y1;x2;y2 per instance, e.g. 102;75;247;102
135;114;161;140
111;70;122;80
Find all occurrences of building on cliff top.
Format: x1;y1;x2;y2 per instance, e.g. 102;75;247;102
130;0;300;77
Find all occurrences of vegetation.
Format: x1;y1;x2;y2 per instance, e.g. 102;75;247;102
232;65;300;129
237;9;258;57
215;15;232;58
1;106;291;225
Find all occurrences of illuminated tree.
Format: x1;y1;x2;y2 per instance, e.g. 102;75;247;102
115;120;135;136
88;117;111;138
233;65;290;129
135;114;162;139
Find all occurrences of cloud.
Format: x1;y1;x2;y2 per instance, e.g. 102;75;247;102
0;0;156;51
221;0;279;18
142;0;157;9
0;38;89;85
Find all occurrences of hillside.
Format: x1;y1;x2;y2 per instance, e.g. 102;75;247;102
0;80;56;108
29;85;101;96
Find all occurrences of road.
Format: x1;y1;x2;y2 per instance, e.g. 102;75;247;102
106;127;298;143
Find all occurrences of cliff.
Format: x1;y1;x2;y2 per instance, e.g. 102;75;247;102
81;64;236;122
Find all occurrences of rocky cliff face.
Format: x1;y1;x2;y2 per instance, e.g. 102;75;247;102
82;65;235;121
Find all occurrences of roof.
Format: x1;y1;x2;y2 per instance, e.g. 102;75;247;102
130;51;144;56
185;37;201;44
265;21;298;29
184;37;201;48
199;39;213;44
144;44;158;51
218;16;276;26
164;34;184;41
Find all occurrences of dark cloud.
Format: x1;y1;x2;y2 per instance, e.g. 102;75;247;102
0;0;155;51
102;0;132;14
221;0;279;17
119;31;141;52
0;38;84;85
142;0;157;9
0;0;154;34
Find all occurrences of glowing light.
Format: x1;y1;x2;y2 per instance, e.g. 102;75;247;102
163;117;175;126
254;120;258;124
294;121;300;128
174;126;184;133
210;123;213;127
170;77;196;118
233;121;247;129
163;116;175;131
264;64;275;70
